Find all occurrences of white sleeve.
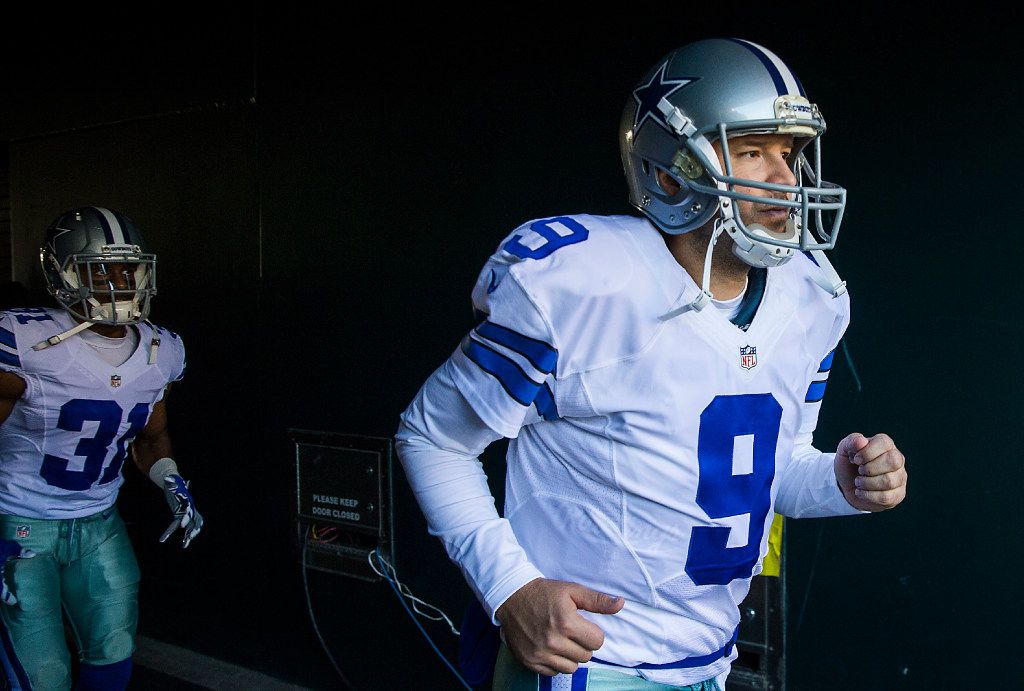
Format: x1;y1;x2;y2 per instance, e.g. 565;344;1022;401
774;433;866;518
395;357;544;624
775;329;866;519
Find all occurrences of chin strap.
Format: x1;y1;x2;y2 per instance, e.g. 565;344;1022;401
807;250;847;297
659;220;727;321
32;319;161;362
32;320;95;351
658;232;846;324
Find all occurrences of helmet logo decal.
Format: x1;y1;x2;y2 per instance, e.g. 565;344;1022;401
632;61;698;133
739;345;758;371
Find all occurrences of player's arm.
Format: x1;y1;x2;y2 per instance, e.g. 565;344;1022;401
131;385;204;548
775;432;867;518
397;362;622;676
396;363;541;612
131;389;174;472
775;343;907;517
0;369;34;605
774;342;863;518
0;370;26;426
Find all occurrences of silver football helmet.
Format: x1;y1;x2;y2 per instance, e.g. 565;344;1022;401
40;206;157;328
620;38;847;287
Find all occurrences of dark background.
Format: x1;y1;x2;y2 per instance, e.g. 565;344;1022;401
1;6;1019;690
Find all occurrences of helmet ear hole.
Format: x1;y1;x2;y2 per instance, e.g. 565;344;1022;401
655;168;682;197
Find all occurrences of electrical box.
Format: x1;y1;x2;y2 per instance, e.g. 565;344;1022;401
290;429;395;581
729;573;785;690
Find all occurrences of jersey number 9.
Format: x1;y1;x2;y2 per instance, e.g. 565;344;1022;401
685;393;781;585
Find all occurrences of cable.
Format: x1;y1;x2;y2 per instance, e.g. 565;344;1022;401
301;528;356;691
795;339;864;635
370;550;473;691
793;521;825;635
840;339;863;395
367;551;459;635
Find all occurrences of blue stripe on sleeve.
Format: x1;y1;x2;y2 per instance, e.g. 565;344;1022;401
0;350;20;368
461;337;541;407
0;327;15;350
805;380;827;403
539;677;552;691
534;382;559;421
818;350;835;373
571;668;588;690
475;321;557;374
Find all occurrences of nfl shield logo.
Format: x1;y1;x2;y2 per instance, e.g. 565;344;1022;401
15;525;29;538
110;375;122;388
739;345;757;370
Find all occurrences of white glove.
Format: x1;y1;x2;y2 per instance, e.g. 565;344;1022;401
159;473;204;548
149;458;204;549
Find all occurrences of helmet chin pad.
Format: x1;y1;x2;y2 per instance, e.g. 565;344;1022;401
86;298;142;324
727;220;797;269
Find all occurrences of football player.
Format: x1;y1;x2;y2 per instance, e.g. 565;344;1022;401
396;38;907;690
0;207;203;691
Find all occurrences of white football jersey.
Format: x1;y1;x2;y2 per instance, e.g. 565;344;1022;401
0;308;185;519
441;214;854;684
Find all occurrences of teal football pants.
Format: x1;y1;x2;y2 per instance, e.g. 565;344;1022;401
492;643;723;691
0;507;139;691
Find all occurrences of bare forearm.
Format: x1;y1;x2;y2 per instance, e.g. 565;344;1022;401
131;432;174;475
131;394;175;476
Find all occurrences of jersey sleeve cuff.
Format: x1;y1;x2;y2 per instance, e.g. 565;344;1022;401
483;566;546;625
777;452;867;518
816;453;869;516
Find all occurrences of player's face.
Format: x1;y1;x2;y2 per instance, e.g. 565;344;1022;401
713;133;796;235
80;262;138;303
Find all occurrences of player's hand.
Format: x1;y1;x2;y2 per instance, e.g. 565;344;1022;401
159;474;204;548
834;433;907;512
0;538;35;605
495;577;624;676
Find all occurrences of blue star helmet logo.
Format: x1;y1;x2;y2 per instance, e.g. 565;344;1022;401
632;61;699;133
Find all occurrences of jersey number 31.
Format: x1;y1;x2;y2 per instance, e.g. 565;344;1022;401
41;399;150;491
